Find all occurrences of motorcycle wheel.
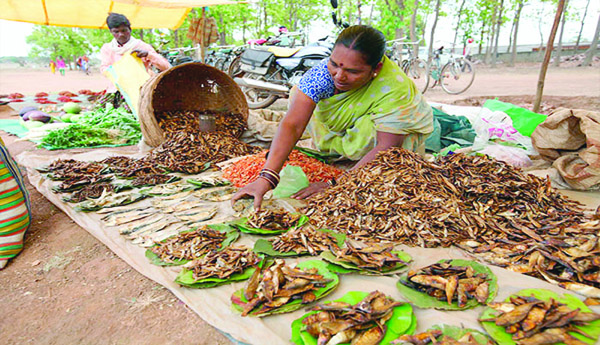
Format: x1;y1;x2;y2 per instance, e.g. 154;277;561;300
228;56;244;78
241;73;279;109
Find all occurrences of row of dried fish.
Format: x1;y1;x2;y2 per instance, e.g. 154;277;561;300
246;208;302;230
396;329;488;345
303;291;402;345
330;241;407;271
157;110;247;139
187;245;260;281
269;227;341;255
303;147;600;295
402;262;491;308
481;294;600;345
149;227;229;263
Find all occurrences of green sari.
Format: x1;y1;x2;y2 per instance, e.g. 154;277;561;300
306;56;433;160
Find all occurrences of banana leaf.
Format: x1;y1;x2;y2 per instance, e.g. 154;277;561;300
231;260;339;317
480;289;600;345
396;259;498;310
231;214;309;235
253;229;346;257
145;223;240;266
74;193;147;212
321;250;412;276
175;256;265;289
291;290;416;345
187;177;230;188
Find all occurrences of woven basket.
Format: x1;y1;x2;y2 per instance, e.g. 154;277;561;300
138;62;248;147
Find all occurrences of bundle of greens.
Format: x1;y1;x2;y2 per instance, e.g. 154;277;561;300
40;104;141;149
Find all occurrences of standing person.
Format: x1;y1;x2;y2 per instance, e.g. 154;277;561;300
49;60;56;74
232;25;434;209
56;56;66;76
100;12;170;74
81;55;90;75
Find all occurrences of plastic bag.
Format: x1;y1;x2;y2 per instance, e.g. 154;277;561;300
479;144;533;168
471;108;537;155
272;165;310;198
483;99;547;137
103;51;150;117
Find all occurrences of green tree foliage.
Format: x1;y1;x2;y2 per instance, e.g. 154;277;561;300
26;26;92;63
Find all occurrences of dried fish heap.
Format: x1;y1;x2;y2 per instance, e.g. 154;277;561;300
157;110;247;139
187;245;260;281
247;208;301;231
130;174;178;187
303;291;402;344
62;182;115;203
396;329;490;345
327;241;409;272
480;294;600;344
40;159;107;180
235;259;335;316
270;227;341;255
401;262;491;307
304;147;600;295
150;227;228;263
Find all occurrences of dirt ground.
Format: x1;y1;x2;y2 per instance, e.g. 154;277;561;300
0;63;598;345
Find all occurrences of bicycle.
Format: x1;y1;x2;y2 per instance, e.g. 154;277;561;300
427;46;475;95
386;38;429;94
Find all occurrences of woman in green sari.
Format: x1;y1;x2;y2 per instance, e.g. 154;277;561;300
232;25;433;209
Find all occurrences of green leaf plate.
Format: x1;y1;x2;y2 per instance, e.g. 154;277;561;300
175;254;264;289
253;229;346;257
480;289;600;345
231;259;339;317
396;259;498;310
145;223;240;266
231;214;309;235
321;250;412;276
291;290;416;345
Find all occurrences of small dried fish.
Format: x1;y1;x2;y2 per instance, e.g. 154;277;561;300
186;245;260;281
175;207;218;222
150;226;229;263
247;208;301;230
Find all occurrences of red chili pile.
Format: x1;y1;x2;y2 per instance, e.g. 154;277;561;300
222;150;343;187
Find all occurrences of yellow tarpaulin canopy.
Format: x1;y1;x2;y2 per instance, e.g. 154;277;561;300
0;0;241;29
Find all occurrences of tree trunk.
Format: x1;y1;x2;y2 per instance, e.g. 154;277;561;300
485;3;498;64
491;0;504;67
582;14;600;66
510;1;523;67
452;0;467;49
575;0;591;52
357;0;362;25
409;0;419;57
534;0;566;113
219;15;226;45
479;22;485;55
174;29;179;47
506;16;514;54
428;0;442;64
553;0;568;67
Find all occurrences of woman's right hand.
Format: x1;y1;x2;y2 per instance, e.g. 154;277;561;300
231;178;272;211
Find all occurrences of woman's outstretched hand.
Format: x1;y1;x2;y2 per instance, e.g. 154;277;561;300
231;178;272;211
291;182;329;200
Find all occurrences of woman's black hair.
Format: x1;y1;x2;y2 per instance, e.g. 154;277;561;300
334;25;386;69
106;13;131;30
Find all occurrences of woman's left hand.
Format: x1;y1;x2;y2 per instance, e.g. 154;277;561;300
291;182;329;199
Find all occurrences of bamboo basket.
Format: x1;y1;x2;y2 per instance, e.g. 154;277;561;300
138;62;248;147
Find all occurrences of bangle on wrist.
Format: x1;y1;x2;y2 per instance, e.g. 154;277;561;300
258;168;280;189
258;175;277;189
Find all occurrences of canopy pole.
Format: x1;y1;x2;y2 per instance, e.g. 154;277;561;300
200;7;207;63
41;0;49;25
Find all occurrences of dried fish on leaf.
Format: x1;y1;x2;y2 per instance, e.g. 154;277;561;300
145;131;260;174
157;110;247;139
232;207;308;235
231;259;339;317
175;245;262;288
187;176;230;189
303;147;599;294
39;159;107;180
52;175;113;193
480;289;600;345
146;224;239;266
74;190;147;212
173;206;218;223
99;156;137;172
101;207;155;226
253;227;345;257
62;182;117;203
194;186;238;202
321;240;412;275
397;260;497;310
393;325;493;345
130;174;180;187
290;290;415;345
139;180;195;197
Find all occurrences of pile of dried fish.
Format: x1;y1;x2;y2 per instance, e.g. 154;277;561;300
62;182;116;203
398;261;494;309
186;245;260;281
52;175;112;193
130;174;179;187
303;147;600;294
480;292;600;345
322;241;410;275
247;208;302;230
144;131;260;174
395;328;492;345
157;110;247;139
268;227;343;255
39;159;107;180
148;226;234;265
75;190;146;212
302;291;402;344
232;259;338;317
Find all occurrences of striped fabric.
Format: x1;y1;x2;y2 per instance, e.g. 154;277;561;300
0;138;31;269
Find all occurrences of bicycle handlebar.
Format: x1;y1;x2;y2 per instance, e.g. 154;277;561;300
386;38;422;45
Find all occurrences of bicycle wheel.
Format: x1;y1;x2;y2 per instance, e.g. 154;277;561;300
228;55;244;77
406;58;430;94
215;58;227;71
439;57;475;95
